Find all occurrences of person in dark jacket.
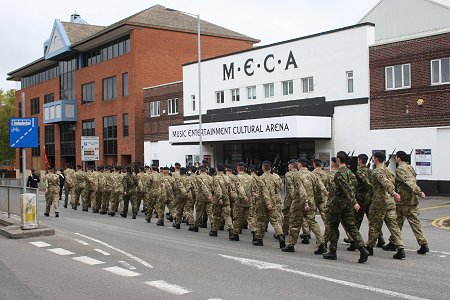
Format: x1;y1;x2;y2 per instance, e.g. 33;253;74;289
27;169;40;188
58;169;65;201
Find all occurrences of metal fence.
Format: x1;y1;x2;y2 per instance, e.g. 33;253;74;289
0;185;38;218
0;178;22;187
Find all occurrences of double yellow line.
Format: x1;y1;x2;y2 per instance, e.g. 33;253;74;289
432;216;450;230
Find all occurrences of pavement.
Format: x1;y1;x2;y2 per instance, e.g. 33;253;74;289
0;192;449;300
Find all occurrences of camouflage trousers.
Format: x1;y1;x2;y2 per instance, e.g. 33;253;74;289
184;196;196;225
315;198;327;223
101;191;111;212
74;187;84;207
110;193;123;213
82;189;96;210
367;202;404;249
255;204;283;240
213;201;233;232
122;192;138;215
287;199;305;246
304;211;325;245
174;196;189;225
390;205;427;246
328;200;365;252
145;193;159;216
205;202;216;228
156;196;173;222
233;205;253;235
282;197;293;235
64;186;75;206
45;191;60;214
194;198;208;226
93;190;103;210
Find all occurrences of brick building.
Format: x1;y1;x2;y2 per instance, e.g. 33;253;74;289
7;5;258;172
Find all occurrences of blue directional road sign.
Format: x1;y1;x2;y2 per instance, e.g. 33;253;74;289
9;118;39;148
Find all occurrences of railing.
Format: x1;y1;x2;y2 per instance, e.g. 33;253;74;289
0;185;38;218
0;178;22;187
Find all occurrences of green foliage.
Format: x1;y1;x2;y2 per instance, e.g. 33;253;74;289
0;89;17;165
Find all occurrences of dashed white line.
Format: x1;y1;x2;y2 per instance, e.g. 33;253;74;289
29;241;51;248
94;249;111;256
74;239;89;246
72;256;105;265
74;233;153;268
103;266;141;277
48;248;75;256
145;280;191;295
118;261;136;270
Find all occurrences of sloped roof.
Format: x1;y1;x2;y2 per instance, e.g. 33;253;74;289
61;22;105;44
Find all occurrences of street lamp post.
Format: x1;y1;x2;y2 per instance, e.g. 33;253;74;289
165;8;203;164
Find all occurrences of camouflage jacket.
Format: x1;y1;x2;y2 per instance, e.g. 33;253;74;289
312;168;328;204
226;172;239;202
236;171;252;207
355;166;373;206
188;174;198;200
251;173;269;208
112;172;124;193
161;175;175;200
86;171;98;191
285;169;298;202
75;169;86;189
63;168;76;188
97;171;106;192
213;173;231;205
334;166;358;206
123;172;138;195
43;173;60;193
149;172;161;196
298;168;323;210
291;171;308;206
371;164;396;209
103;172;114;192
260;172;277;208
326;169;338;206
395;161;422;206
196;173;213;200
136;172;147;193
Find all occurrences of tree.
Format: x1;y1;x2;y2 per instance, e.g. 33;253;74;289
0;89;16;165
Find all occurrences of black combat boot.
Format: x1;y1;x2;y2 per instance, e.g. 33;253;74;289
132;213;137;219
323;251;337;260
181;217;187;224
252;231;257;242
347;241;357;251
366;246;374;256
314;244;327;255
343;238;351;243
120;212;127;218
278;235;286;249
44;212;49;217
393;248;406;259
376;235;386;248
82;208;88;212
301;237;310;244
55;212;59;218
63;204;67;208
273;233;278;240
100;210;107;215
108;212;115;217
200;222;208;228
382;242;397;251
417;244;429;255
231;234;239;241
93;209;99;213
156;220;164;226
252;239;263;246
188;225;194;231
209;230;218;237
228;230;234;240
219;225;225;231
358;247;370;263
192;225;199;232
282;245;295;252
145;216;151;223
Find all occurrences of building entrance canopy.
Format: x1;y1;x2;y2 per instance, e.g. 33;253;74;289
169;115;331;144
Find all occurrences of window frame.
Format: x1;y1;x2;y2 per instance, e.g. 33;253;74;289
150;101;161;117
282;80;294;96
231;88;240;102
346;71;354;93
102;76;117;101
123;113;129;137
30;97;39;115
216;91;225;103
302;77;314;93
82;82;95;104
431;57;450;85
385;64;411;90
263;83;274;98
122;72;129;97
168;98;179;115
247;86;256;100
191;95;196;111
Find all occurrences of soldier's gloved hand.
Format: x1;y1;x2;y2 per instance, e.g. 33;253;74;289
304;204;310;212
419;192;426;198
243;196;249;202
393;193;401;202
252;192;258;198
353;203;360;212
324;191;330;197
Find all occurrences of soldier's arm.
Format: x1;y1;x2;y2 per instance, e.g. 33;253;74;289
396;167;422;195
357;169;373;193
296;177;308;205
335;174;357;206
373;169;396;196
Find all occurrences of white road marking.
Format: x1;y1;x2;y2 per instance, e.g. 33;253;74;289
94;249;111;256
74;232;153;268
29;241;51;248
103;266;141;277
440;255;446;258
72;256;105;265
74;239;89;246
404;248;450;255
220;254;430;300
207;298;224;300
118;261;136;270
145;280;191;295
48;248;75;256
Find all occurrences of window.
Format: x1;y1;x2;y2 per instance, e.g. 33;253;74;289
385;64;410;90
123;113;129;137
84;36;130;67
264;83;274;97
32;128;40;157
346;71;354;93
231;89;240;102
31;97;39;115
44;93;54;104
82;119;95;136
216;91;225;103
122;73;128;97
82;82;95;104
302;77;314;93
102;76;117;101
103;116;117;155
431;57;450;85
247;86;256;100
44;125;55;167
282;80;293;95
60;123;76;156
150;101;160;117
168;98;178;115
191;95;196;111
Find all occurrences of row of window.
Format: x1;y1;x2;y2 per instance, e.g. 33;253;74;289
149;98;179;117
21;66;59;89
85;37;131;67
82;73;128;104
385;57;450;90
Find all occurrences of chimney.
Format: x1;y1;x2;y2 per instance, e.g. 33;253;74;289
71;12;80;23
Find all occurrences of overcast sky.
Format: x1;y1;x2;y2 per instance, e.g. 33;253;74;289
1;0;380;91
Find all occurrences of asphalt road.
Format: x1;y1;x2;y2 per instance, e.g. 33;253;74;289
1;194;449;300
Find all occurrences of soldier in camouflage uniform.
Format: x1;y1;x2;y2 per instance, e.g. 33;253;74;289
230;162;253;241
145;165;161;223
108;166;124;216
73;165;86;210
225;164;239;224
100;166;114;214
282;159;298;235
121;167;139;219
92;166;105;213
297;158;327;252
323;151;370;263
155;167;174;225
172;167;192;229
271;167;283;228
323;157;338;245
312;159;328;223
82;166;98;212
190;165;213;232
389;151;429;254
63;163;75;208
43;168;60;217
210;164;234;237
254;161;285;248
136;166;147;216
185;166;198;226
366;152;406;260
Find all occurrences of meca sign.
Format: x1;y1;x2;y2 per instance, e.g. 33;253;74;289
223;50;298;81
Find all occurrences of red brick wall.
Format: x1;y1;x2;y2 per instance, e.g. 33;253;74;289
370;32;450;130
143;82;183;142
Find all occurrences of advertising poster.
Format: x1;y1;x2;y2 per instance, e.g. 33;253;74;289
415;149;432;175
318;152;331;171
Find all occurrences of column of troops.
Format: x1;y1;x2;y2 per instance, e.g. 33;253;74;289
43;150;429;264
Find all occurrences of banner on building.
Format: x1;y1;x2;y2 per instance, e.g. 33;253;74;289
415;149;432;175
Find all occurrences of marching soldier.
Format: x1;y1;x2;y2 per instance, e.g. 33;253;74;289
185;166;198;226
136;166;147;215
93;166;105;213
230;162;253;241
100;166;114;214
322;151;370;263
121;167;139;219
63;164;75;208
43;168;60;217
312;159;328;223
366;152;406;260
190;165;213;232
73;165;85;210
145;165;161;223
282;159;299;235
109;166;124;216
210;164;234;238
82;166;98;212
323;157;338;246
173;167;192;229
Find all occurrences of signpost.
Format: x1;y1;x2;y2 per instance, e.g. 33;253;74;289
81;136;100;162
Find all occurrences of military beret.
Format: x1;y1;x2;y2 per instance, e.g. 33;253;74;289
202;159;209;165
144;165;150;169
174;162;181;167
237;162;246;167
313;159;322;165
396;151;408;162
190;166;197;172
288;159;298;165
217;164;225;171
225;163;233;170
262;161;272;167
180;167;187;174
163;167;170;171
248;164;257;171
298;157;309;165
